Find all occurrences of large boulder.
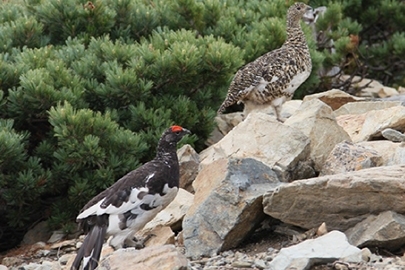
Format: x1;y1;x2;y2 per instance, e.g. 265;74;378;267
200;112;311;182
183;158;281;259
285;98;351;172
263;165;405;231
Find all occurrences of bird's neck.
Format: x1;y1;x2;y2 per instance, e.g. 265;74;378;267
285;26;308;47
155;142;178;163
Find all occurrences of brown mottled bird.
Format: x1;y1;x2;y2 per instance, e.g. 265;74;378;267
71;125;190;270
218;2;313;121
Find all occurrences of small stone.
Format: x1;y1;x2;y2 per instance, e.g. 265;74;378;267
231;261;252;268
41;260;61;270
316;222;328;236
361;248;372;262
382;128;405;142
254;259;267;269
75;241;82;249
50;239;76;250
35;249;51;257
32;241;47;249
333;261;350;270
0;265;8;270
1;257;24;267
22;263;42;270
58;254;74;265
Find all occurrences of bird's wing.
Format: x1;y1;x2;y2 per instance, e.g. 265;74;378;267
76;161;167;220
218;48;294;112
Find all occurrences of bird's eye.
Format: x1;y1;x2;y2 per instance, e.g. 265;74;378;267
297;7;301;10
175;131;181;135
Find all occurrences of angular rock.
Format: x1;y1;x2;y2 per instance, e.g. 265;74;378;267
345;211;405;251
47;230;65;244
337;106;405;142
139;226;175;247
178;145;200;193
98;245;188;270
268;231;362;270
334;101;402;116
215;112;244;135
207;100;303;146
263;165;405;231
357;141;405;166
285;98;351;172
335;114;365;142
279;99;302;119
183;158;281;259
320;141;383;176
303;89;363;110
140;188;194;233
200;112;311;182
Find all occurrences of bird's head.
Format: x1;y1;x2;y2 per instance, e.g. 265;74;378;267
161;125;191;145
287;2;313;28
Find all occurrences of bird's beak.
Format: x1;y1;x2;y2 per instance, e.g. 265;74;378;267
183;128;191;134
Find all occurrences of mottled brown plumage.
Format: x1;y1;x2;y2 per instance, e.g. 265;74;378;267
218;2;313;121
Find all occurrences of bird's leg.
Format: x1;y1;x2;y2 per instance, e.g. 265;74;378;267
124;233;155;249
273;105;286;122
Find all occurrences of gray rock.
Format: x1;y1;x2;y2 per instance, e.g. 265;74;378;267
263;165;405;231
22;221;52;245
320;140;383;176
345;211;405;251
183;158;281;259
47;230;65;244
200;112;311;182
285;98;351;172
382;128;405;142
177;144;200;193
268;231;362;270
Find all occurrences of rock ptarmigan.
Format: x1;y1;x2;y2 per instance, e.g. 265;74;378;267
218;2;313;121
71;125;191;270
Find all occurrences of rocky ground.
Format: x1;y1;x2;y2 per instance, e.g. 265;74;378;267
2;79;405;270
2;221;405;270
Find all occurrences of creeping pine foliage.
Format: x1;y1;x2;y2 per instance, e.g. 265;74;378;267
0;0;404;249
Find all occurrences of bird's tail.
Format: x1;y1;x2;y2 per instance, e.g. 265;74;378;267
71;224;107;270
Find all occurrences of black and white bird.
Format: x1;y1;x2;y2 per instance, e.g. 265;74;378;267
71;125;191;270
218;2;313;121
